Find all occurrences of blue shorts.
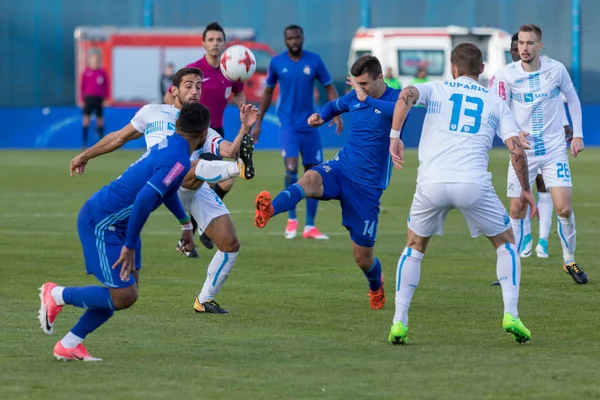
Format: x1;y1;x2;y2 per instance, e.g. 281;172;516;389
280;129;323;166
77;201;141;289
312;159;383;248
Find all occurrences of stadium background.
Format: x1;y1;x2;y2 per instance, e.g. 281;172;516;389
0;0;598;148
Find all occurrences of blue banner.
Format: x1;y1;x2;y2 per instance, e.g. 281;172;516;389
1;105;598;149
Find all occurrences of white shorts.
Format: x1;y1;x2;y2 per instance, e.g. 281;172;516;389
507;150;572;198
408;183;511;238
178;182;229;233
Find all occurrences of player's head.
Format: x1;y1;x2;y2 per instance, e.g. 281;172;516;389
450;43;484;79
350;55;386;97
89;52;100;69
518;24;543;64
171;68;203;107
510;33;520;62
176;102;211;148
284;25;304;57
203;22;226;57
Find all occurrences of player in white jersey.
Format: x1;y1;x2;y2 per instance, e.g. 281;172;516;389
387;43;537;345
494;33;573;260
490;24;587;284
70;67;258;314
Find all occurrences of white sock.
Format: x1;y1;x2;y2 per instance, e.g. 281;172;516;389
522;208;531;237
557;212;576;264
60;331;84;349
393;247;423;326
510;218;524;255
538;192;553;240
194;159;240;183
51;286;65;306
496;243;520;318
197;251;239;303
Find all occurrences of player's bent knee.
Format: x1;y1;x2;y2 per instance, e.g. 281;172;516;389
217;235;240;253
555;205;573;218
489;229;515;249
110;286;138;310
509;199;526;218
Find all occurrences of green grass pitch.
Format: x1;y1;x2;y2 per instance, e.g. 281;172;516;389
1;149;599;399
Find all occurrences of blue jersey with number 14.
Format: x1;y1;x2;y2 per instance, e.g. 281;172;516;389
413;76;519;186
329;86;401;189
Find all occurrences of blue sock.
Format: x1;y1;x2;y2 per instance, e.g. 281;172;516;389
71;309;114;339
364;257;382;291
284;171;298;219
273;183;306;216
306;198;318;226
63;286;115;310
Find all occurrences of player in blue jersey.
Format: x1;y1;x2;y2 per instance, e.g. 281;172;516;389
253;25;343;240
37;102;210;361
254;55;400;310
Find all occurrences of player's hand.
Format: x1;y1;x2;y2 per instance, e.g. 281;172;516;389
564;125;573;144
329;115;344;135
240;104;259;129
518;131;531;150
570;137;584;157
308;113;325;128
251;125;261;144
178;230;195;254
520;189;539;220
389;137;405;169
112;246;136;283
70;154;88;177
346;76;366;102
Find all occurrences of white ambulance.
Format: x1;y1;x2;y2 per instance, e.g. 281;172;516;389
348;26;512;87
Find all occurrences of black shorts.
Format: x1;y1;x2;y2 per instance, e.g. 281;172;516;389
200;126;225;161
83;96;104;117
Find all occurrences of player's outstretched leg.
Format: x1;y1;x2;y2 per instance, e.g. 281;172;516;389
254;183;307;229
390;247;423;345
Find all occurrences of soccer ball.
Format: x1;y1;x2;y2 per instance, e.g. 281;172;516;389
220;45;256;82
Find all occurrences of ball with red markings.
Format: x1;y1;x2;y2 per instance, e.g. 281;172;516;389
219;45;257;82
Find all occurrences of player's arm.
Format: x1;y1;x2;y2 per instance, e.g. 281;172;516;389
70;123;143;176
253;59;277;142
390;86;422;134
389;85;424;169
557;63;584;156
231;81;246;109
308;92;351;128
215;104;258;158
365;96;397;117
317;56;344;133
557;97;573;143
345;76;397;117
126;161;191;247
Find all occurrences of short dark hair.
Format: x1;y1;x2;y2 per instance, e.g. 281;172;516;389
519;24;542;41
284;25;303;37
176;103;210;137
350;55;382;80
203;22;226;41
172;67;202;88
450;43;483;76
511;33;519;43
